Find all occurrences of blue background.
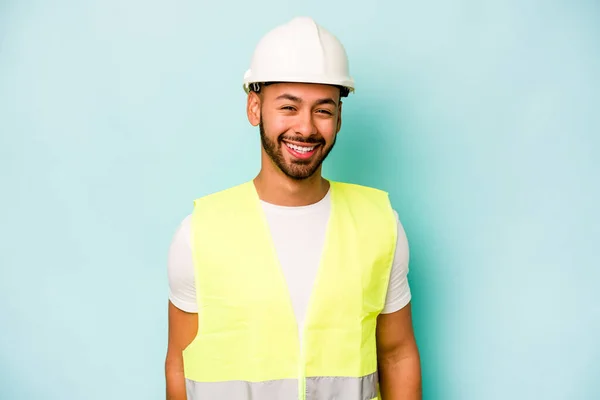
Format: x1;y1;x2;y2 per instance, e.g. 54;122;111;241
1;1;599;399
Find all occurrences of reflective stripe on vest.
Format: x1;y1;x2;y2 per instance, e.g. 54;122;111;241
185;372;378;400
184;180;396;400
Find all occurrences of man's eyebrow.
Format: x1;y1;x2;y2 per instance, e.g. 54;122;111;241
275;94;338;107
275;93;302;102
314;98;338;107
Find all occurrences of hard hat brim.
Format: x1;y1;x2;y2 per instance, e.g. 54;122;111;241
243;74;355;95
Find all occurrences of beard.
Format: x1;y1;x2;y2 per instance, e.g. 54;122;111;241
259;119;336;180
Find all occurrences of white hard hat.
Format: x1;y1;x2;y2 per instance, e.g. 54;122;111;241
243;17;355;96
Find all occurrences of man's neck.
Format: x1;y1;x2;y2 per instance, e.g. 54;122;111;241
253;168;330;207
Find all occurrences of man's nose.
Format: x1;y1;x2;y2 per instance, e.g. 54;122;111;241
293;110;317;137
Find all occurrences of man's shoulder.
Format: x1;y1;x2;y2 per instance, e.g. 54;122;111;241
332;180;390;202
332;180;387;193
193;180;252;205
331;180;396;225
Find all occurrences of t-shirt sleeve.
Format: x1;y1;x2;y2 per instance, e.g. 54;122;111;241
167;214;199;313
381;209;412;314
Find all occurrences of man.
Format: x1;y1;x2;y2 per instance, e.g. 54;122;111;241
165;17;421;400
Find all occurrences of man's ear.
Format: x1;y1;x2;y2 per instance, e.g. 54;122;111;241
247;92;261;127
336;101;343;133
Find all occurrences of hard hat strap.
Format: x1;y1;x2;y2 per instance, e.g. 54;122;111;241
250;82;262;93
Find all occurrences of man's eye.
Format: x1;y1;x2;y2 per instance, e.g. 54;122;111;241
317;109;333;115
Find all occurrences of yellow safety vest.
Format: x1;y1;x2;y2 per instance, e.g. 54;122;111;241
183;180;397;400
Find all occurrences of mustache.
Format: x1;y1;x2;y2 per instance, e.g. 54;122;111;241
279;135;325;145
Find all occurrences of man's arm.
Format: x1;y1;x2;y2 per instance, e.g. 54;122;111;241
376;302;422;400
165;300;198;400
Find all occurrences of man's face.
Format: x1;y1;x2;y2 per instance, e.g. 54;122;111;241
252;82;342;180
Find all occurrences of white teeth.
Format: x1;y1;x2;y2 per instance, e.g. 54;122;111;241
285;142;315;153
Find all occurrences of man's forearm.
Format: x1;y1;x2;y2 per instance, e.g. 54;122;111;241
165;354;187;400
378;351;422;400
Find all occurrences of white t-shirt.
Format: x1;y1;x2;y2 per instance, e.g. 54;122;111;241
167;188;411;337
